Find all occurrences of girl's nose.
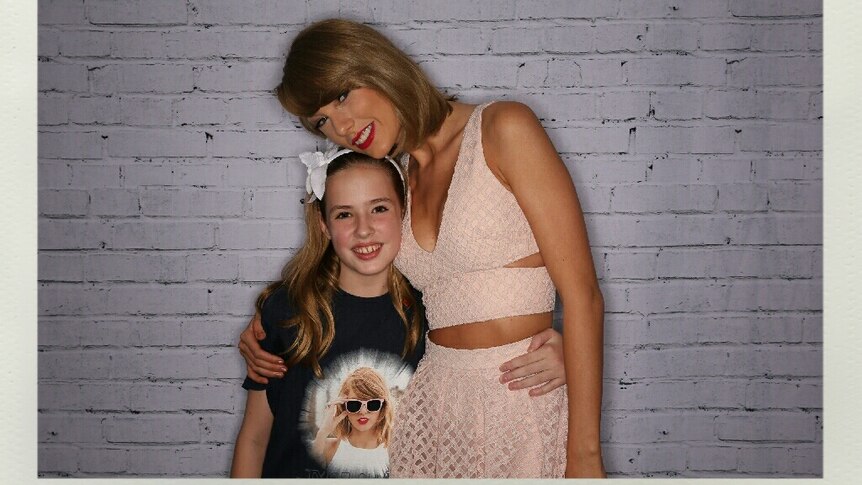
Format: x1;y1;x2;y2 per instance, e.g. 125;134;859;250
355;214;373;238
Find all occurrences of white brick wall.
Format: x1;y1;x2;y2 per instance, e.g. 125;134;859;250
38;0;822;478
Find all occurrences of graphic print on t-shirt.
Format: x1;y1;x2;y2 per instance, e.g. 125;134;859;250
299;349;413;478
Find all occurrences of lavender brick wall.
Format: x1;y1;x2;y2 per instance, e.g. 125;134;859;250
38;0;822;478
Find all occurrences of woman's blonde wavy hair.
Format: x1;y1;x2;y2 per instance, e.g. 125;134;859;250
333;367;394;447
275;18;453;155
255;153;421;378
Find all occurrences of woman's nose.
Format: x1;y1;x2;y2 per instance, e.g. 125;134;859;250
329;111;353;138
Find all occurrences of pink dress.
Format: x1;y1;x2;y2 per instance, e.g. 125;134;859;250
389;102;568;478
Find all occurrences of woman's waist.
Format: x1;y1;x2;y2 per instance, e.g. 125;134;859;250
419;321;551;370
428;312;552;350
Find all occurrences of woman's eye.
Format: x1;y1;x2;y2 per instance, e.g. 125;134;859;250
314;117;328;129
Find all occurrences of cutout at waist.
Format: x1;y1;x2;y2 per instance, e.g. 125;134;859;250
428;312;553;349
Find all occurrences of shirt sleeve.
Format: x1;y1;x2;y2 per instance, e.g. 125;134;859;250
241;286;291;391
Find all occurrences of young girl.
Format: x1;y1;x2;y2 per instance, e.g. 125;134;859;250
230;147;420;478
239;19;605;478
311;367;393;478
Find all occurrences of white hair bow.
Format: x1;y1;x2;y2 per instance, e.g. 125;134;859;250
298;143;353;203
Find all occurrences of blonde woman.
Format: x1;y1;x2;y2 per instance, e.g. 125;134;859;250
312;367;393;478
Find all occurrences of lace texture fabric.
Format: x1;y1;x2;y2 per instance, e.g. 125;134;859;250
421;267;555;328
389;336;568;478
394;102;556;329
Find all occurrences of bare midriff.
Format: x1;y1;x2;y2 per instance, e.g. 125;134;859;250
428;311;553;349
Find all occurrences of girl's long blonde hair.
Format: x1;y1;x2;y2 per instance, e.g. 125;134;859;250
333;367;394;447
255;153;421;378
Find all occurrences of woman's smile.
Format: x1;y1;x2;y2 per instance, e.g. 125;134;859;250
312;87;400;158
353;122;375;150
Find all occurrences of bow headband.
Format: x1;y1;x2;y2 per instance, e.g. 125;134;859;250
298;142;406;203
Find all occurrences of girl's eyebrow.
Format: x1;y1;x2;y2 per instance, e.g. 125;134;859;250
327;197;394;215
327;204;353;214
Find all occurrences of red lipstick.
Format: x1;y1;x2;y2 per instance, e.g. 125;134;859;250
353;123;375;150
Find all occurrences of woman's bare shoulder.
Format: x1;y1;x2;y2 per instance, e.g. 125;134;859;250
483;100;543;133
482;100;554;174
482;101;545;148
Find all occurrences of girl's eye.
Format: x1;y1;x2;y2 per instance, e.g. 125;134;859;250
372;205;389;213
337;91;349;103
334;211;351;219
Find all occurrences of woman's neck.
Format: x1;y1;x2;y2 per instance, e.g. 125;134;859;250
408;101;474;168
347;429;380;449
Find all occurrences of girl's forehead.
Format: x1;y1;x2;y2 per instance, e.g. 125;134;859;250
327;165;399;191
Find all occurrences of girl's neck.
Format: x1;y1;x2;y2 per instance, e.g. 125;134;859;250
346;429;380;449
337;277;388;298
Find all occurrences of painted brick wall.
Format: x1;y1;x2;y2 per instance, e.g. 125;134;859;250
38;0;822;478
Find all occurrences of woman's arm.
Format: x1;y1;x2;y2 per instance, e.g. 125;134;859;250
484;101;606;478
238;312;288;384
230;390;274;478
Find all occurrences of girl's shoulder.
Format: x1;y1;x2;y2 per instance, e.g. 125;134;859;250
259;284;300;335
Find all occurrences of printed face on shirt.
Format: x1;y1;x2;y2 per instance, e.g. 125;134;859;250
343;397;383;433
309;88;401;159
319;164;403;296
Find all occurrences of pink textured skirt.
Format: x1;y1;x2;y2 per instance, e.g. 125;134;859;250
389;336;568;478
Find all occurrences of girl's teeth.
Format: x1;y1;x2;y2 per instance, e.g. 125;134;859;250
355;244;379;254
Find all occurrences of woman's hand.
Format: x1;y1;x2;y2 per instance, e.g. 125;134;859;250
238;312;287;384
498;327;566;396
312;402;347;463
317;401;347;438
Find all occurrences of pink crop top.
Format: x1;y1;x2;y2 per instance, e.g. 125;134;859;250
394;102;556;329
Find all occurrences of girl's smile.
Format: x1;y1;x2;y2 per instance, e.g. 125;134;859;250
352;242;383;260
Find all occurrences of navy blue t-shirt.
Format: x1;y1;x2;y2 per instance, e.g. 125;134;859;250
242;285;425;478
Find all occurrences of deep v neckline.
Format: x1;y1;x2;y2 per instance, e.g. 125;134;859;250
407;105;480;254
